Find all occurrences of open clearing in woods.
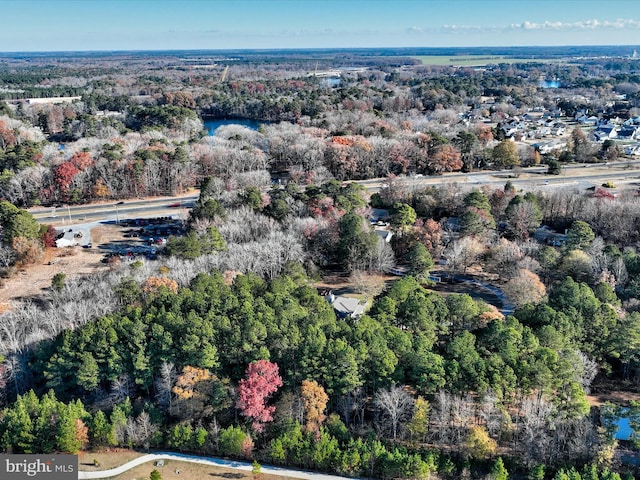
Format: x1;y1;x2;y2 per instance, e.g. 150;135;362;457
0;224;122;310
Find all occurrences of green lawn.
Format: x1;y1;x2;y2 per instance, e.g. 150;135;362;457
411;55;546;66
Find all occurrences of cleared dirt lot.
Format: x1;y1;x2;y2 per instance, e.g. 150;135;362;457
0;224;123;310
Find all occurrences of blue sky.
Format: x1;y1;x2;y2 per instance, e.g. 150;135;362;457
1;0;639;52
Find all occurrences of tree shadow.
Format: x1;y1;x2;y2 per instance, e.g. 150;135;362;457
209;473;244;478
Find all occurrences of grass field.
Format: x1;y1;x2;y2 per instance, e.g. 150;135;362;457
412;55;546;66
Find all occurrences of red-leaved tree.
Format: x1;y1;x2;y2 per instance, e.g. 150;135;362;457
0;120;17;150
40;224;58;248
236;360;282;433
70;151;93;170
54;161;80;201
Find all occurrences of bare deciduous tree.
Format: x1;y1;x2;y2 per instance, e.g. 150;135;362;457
487;238;523;280
519;396;553;466
478;390;505;439
443;236;483;275
374;384;414;440
154;361;177;411
349;270;386;301
110;374;134;405
575;351;598;394
502;269;546;307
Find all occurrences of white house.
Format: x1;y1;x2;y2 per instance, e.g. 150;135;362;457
591;124;618;142
550;123;566;136
533;141;566;154
324;291;365;318
55;230;80;248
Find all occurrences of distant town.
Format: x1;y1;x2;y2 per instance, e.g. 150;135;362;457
1;46;640;480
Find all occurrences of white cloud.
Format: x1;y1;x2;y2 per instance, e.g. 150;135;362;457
406;24;495;35
511;18;640;30
406;18;640;36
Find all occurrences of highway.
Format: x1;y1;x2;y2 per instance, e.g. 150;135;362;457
28;161;640;226
355;161;640;193
29;195;199;225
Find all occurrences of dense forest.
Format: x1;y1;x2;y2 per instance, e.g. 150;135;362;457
1;49;640;479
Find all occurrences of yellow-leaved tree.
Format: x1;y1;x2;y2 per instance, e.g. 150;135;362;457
301;380;329;433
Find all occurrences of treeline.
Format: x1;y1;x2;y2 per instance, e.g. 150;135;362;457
2;178;640;476
0;267;635;477
2;51;640;212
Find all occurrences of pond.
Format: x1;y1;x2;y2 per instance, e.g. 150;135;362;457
322;77;341;87
428;276;513;316
203;118;264;136
616;414;632;440
539;80;561;89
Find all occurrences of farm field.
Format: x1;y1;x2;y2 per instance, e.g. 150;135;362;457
412;55;549;66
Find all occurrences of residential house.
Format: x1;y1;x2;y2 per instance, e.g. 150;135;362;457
550;122;566;136
374;229;393;243
534;225;567;246
623;116;640;127
624;144;640;156
591;124;618;142
533;141;566;154
576;114;599;126
387;265;410;276
533;126;551;138
322;290;365;318
618;125;638;141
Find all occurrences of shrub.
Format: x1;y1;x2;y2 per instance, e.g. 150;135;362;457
51;272;66;291
218;426;248;458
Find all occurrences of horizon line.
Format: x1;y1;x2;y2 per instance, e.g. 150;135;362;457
1;44;640;56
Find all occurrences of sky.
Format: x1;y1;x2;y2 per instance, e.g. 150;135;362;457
1;0;639;52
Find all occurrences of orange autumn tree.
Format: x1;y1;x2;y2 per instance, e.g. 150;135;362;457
74;418;89;451
70;151;93;170
53;161;80;201
300;380;329;433
92;179;111;199
429;144;463;174
170;366;217;420
142;276;179;295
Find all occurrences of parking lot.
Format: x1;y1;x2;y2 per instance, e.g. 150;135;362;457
99;216;185;263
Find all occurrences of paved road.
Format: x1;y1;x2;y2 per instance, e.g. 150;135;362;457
29;194;198;225
357;164;640;193
78;451;358;480
29;162;640;227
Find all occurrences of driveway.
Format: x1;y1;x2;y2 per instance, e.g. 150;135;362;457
78;451;359;480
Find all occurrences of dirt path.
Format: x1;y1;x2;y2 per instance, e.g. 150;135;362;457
588;390;640;407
